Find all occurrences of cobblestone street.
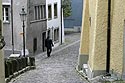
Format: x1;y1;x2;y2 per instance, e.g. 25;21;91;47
10;32;88;83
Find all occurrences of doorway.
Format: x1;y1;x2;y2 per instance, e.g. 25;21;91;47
42;32;46;52
33;38;37;53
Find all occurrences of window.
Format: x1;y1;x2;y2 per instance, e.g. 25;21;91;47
43;5;46;19
34;6;38;20
48;30;50;37
57;28;59;40
40;5;46;19
34;5;46;20
40;5;43;19
54;3;57;18
48;5;52;19
54;28;59;42
37;6;40;19
54;29;56;41
3;6;10;22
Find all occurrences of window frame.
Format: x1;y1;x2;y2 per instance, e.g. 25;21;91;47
34;5;46;21
34;6;38;20
54;3;58;18
3;5;10;23
54;27;59;43
48;4;52;20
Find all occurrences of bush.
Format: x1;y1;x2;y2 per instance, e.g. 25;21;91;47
5;60;9;78
17;58;23;70
22;57;27;68
11;59;18;73
6;60;13;75
29;57;35;66
4;56;35;79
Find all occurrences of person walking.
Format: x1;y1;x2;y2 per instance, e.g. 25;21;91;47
45;36;54;57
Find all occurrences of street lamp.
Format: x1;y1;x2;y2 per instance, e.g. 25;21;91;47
20;7;27;57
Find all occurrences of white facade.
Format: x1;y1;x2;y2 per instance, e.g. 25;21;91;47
46;0;64;47
2;0;27;54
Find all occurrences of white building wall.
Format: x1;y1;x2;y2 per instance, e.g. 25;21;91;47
46;0;64;47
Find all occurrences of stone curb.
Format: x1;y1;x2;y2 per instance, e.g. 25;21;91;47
75;68;90;83
5;66;36;83
75;68;125;83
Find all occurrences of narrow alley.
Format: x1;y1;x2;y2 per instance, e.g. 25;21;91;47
9;32;88;83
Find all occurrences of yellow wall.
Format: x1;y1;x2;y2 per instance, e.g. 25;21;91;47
79;0;125;78
88;0;97;70
77;0;90;70
88;0;125;75
110;0;125;74
88;0;108;71
79;0;89;55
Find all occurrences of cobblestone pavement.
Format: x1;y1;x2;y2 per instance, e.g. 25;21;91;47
10;32;88;83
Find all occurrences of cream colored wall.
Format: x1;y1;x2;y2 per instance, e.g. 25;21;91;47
110;0;125;74
77;0;90;70
88;0;97;70
79;0;125;77
88;0;108;71
0;0;5;82
81;0;125;76
79;0;89;55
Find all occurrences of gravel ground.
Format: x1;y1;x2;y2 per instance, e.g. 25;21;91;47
9;32;88;83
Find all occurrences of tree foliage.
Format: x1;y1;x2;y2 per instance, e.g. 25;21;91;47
62;0;72;17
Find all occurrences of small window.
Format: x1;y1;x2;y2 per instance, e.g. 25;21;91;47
54;29;56;41
40;5;46;19
54;28;59;42
43;5;46;19
48;5;52;19
3;6;10;23
37;6;40;19
57;28;59;40
34;6;38;20
48;30;50;37
54;3;57;18
40;5;43;19
34;5;46;20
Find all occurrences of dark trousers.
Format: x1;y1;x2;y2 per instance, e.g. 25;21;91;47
47;48;52;57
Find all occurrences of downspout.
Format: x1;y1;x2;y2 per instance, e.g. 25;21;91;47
60;0;62;44
106;0;111;73
11;0;14;54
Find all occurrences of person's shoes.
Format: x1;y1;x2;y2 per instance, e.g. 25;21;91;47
47;55;50;57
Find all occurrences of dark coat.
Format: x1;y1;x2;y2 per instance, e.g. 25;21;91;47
45;38;54;49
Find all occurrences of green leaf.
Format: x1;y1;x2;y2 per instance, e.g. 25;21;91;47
62;0;72;17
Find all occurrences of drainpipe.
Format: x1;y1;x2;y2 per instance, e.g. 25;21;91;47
11;0;14;54
106;0;111;74
60;0;63;44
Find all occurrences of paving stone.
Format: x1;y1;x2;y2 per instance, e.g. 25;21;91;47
10;32;88;83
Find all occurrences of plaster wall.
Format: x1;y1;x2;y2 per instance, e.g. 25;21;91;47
79;0;125;78
79;0;89;55
88;0;108;73
26;0;47;54
2;0;27;51
110;0;125;74
0;0;5;82
13;0;27;50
